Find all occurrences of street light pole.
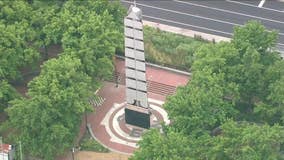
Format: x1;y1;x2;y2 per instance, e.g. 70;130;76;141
71;147;74;160
85;111;88;129
19;141;23;160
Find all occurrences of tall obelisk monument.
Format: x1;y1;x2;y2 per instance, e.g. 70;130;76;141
124;5;150;129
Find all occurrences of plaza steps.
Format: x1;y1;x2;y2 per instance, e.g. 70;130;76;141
110;72;177;96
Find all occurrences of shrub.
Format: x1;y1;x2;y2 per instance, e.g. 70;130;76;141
143;26;207;71
80;132;109;152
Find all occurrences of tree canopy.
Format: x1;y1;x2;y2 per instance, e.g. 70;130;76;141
0;0;40;113
2;0;126;159
7;55;92;159
132;21;284;160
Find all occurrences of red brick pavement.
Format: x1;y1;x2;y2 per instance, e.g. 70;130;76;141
85;58;190;154
57;58;190;158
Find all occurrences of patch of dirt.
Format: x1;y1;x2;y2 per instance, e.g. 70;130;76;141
76;151;130;160
13;44;63;96
0;112;7;123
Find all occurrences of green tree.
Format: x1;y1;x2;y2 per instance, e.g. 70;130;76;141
232;21;280;103
255;76;284;125
135;21;284;160
0;0;33;25
0;21;39;80
208;121;284;160
58;0;123;79
0;80;18;111
130;129;192;160
232;20;278;55
6;55;92;159
0;0;40;112
165;42;240;135
29;0;63;60
165;69;238;135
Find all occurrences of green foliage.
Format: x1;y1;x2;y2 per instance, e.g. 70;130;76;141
0;20;39;80
80;132;109;152
0;0;33;25
165;69;238;135
255;76;284;125
6;55;92;159
133;21;284;160
232;20;278;54
0;80;18;111
209;121;284;160
144;26;206;71
45;0;125;79
1;0;125;159
0;0;40;112
130;129;192;160
0;0;126;159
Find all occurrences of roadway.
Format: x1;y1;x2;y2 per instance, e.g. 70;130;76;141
121;0;284;56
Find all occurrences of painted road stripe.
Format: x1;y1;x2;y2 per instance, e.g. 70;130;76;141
123;0;284;37
122;0;240;26
174;0;284;24
227;0;284;13
258;0;266;8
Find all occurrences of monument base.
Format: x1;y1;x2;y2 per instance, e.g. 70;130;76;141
125;104;150;129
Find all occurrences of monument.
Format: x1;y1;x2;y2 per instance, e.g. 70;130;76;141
124;5;150;129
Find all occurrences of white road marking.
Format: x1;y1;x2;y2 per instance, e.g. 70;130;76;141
258;0;266;8
123;0;284;52
123;0;284;37
173;0;284;25
122;0;240;26
226;0;284;13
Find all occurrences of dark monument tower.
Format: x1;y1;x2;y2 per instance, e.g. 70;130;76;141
124;5;150;129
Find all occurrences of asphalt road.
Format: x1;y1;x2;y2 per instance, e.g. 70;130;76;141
121;0;284;55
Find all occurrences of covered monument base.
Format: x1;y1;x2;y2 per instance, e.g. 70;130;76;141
125;104;151;129
87;82;170;154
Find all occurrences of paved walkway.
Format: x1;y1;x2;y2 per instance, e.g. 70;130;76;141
86;57;190;155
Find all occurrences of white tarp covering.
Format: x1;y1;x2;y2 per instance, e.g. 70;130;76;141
124;5;148;108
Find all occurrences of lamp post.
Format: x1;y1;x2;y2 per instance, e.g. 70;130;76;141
71;147;75;160
85;111;88;129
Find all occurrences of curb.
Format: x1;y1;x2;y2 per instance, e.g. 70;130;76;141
87;123;133;156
